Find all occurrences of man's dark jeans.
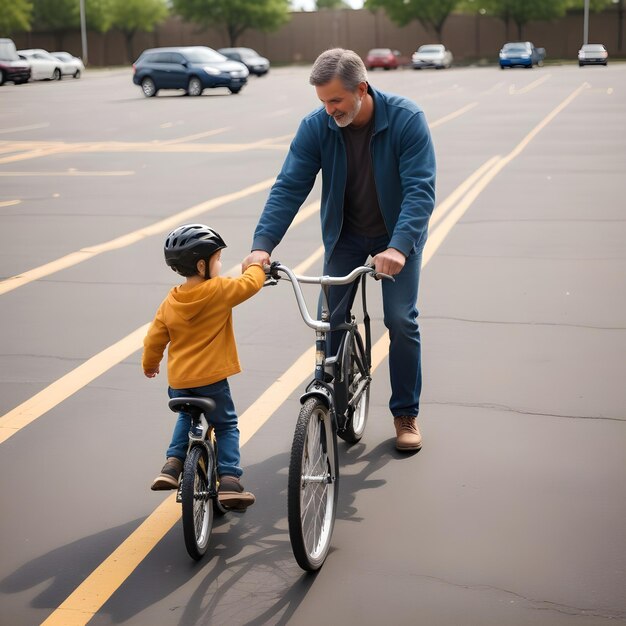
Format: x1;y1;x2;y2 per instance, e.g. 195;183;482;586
324;229;422;418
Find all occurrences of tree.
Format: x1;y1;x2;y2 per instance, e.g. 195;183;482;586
31;0;110;48
480;0;569;40
364;0;459;43
172;0;291;47
565;0;613;10
0;0;32;35
109;0;168;63
317;0;352;8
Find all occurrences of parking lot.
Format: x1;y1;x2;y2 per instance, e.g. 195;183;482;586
1;64;625;625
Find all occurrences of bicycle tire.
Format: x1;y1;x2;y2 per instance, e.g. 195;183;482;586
338;330;370;444
181;444;214;560
210;431;228;516
288;397;338;571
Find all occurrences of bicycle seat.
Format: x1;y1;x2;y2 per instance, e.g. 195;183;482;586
168;397;216;416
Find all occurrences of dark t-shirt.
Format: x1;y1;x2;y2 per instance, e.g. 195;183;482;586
341;112;387;237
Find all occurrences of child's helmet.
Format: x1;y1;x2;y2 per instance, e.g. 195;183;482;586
164;224;226;276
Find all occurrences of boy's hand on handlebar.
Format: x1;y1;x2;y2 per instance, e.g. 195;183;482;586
372;248;405;277
242;250;270;272
144;366;159;378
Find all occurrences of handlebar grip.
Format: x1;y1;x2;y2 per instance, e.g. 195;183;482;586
373;271;395;282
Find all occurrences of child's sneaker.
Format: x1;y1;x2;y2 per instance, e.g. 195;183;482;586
218;475;255;510
151;457;183;490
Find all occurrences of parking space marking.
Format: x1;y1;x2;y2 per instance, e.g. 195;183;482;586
0;199;21;208
509;73;552;95
429;156;499;231
0;324;151;446
0;170;134;177
0;123;50;134
0;177;276;296
429;102;478;128
0;200;321;446
0;131;294;165
159;126;231;144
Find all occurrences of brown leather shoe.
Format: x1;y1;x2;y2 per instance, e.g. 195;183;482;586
151;457;183;490
218;475;256;511
394;416;422;451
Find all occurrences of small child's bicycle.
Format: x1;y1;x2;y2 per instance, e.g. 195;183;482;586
265;261;392;571
167;397;228;561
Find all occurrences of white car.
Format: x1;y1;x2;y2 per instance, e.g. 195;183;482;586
51;51;85;78
412;44;453;70
17;49;69;80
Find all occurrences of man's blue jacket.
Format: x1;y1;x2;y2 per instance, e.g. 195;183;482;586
251;85;436;259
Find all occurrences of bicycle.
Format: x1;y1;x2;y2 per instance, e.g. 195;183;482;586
167;397;228;561
265;261;392;571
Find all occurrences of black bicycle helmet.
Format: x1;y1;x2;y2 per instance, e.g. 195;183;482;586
164;224;227;277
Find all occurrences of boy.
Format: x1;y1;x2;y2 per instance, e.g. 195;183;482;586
142;223;265;510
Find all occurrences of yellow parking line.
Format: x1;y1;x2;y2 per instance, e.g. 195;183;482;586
0;170;134;177
429;156;499;231
430;102;478;128
0;201;322;445
509;73;552;95
0;199;21;208
0;325;151;446
40;345;316;626
159;126;231;144
0;177;275;296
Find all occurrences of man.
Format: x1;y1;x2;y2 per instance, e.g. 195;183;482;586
242;48;435;451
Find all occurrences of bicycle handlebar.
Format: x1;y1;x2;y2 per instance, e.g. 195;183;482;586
264;262;393;332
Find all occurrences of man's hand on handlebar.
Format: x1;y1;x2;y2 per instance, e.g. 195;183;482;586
242;250;270;273
372;248;405;277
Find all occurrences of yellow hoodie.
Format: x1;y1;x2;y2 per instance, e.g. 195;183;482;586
142;264;265;389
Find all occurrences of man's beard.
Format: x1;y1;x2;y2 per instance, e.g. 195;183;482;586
333;94;362;128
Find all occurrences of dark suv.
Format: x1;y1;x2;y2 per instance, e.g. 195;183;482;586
132;46;249;97
0;38;31;85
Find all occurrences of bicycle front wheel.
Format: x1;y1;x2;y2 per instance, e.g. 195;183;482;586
288;397;338;571
181;444;214;560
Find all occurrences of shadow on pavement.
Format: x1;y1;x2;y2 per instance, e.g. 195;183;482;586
1;438;399;625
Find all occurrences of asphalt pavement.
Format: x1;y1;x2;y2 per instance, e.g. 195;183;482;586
0;63;625;626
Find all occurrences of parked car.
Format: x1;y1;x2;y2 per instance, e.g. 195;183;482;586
0;38;31;85
411;44;453;70
132;46;249;97
578;43;608;66
51;51;85;78
217;47;269;76
17;49;71;80
365;48;401;70
499;41;545;69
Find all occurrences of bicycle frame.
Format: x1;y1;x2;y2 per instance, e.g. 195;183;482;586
266;262;377;433
168;400;218;504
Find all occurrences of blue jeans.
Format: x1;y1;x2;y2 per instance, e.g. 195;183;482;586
324;229;422;418
167;379;242;478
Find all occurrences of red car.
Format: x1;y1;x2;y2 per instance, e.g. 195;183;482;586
365;48;400;70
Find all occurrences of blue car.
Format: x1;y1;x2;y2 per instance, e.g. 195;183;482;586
132;46;249;97
499;42;545;69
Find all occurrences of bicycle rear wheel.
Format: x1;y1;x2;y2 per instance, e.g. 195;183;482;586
338;330;370;444
288;397;338;571
181;444;214;560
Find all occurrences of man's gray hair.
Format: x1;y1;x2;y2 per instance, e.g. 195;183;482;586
309;48;368;91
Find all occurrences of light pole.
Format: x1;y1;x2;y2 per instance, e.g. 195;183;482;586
583;0;589;45
80;0;88;65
